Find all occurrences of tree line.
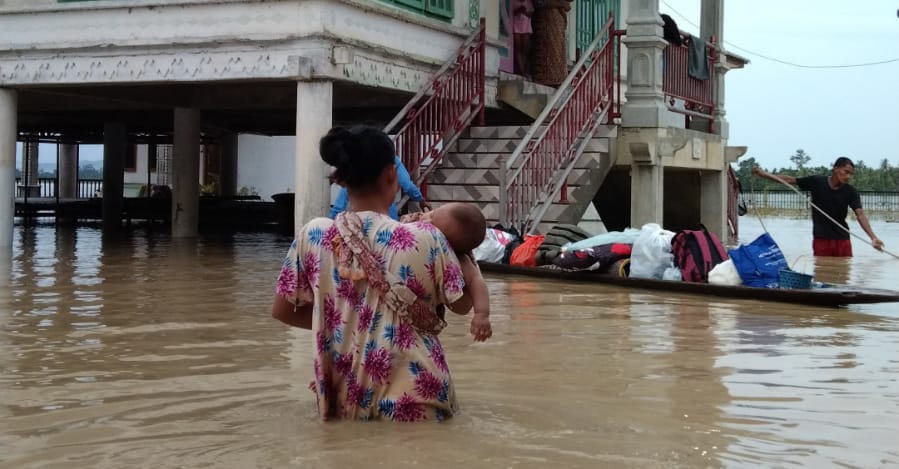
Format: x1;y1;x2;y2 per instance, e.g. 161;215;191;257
15;164;103;180
733;150;899;193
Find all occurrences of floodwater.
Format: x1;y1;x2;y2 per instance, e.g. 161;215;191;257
1;217;897;469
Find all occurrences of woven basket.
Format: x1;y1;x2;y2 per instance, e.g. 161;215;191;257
779;268;813;289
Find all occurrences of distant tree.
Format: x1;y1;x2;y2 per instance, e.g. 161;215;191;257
733;155;898;194
79;164;102;180
877;159;893;191
733;156;757;190
789;149;811;173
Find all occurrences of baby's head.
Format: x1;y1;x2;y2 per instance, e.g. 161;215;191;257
424;203;486;253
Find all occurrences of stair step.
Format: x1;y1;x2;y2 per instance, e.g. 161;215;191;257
427;184;500;202
454;138;521;153
429;168;502;185
497;73;557;95
452;138;608;155
466;126;531;139
428;167;598;186
442;153;505;169
441;152;606;171
466;125;615;140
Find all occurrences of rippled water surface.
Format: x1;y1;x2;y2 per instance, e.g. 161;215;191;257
1;218;898;468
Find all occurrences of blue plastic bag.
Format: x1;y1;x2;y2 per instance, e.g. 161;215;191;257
727;233;789;288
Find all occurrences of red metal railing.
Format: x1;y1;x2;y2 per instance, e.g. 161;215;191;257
385;18;486;203
662;32;716;125
727;165;740;245
500;15;621;234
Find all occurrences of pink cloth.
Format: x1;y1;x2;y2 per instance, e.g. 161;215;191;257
513;0;533;34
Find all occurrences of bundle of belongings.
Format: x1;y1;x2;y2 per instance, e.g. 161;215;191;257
472;222;799;288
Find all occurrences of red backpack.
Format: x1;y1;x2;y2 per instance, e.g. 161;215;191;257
670;225;728;283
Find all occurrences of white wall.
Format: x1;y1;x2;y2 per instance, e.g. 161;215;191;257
123;145;154;185
236;135;296;201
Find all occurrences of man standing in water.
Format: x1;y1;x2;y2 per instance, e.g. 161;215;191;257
752;157;885;257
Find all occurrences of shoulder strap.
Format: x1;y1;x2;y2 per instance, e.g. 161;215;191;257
698;224;728;262
333;213;446;335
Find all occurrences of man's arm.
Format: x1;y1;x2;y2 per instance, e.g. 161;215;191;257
394;157;425;202
272;294;313;329
329;188;348;219
752;167;796;185
854;208;884;251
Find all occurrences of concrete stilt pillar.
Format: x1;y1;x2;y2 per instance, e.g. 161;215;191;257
220;133;238;198
621;0;681;128
630;163;663;228
701;0;728;137
102;122;126;233
0;88;17;250
172;107;200;238
700;169;726;242
294;81;333;230
58;143;78;199
24;140;39;190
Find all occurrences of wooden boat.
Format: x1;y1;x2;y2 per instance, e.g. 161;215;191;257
478;262;899;306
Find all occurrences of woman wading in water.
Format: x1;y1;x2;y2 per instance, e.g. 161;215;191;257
272;125;474;421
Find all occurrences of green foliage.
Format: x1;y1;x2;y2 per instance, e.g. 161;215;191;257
237;186;259;197
789;149;811;172
733;154;899;193
79;164;102;180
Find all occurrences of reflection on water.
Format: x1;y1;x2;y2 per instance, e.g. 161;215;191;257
1;218;898;468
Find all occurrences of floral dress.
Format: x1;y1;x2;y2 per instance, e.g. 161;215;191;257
276;211;466;421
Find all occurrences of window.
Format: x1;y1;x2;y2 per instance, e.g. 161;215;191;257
147;143;157;172
380;0;454;21
125;144;137;173
424;0;453;20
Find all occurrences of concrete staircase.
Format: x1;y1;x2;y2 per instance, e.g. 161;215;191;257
425;125;616;233
496;74;556;119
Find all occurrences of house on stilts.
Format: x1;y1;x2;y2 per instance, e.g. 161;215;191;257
0;0;748;248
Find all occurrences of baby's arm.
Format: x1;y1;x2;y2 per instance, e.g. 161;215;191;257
459;253;492;341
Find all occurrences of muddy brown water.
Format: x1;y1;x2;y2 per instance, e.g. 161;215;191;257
1;218;897;468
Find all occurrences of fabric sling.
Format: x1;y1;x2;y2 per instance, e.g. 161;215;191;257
332;212;447;336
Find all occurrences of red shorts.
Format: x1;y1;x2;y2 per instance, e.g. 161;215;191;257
813;238;852;257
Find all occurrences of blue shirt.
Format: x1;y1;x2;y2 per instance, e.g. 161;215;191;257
328;156;424;220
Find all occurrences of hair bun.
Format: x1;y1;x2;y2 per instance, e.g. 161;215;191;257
319;124;396;189
319;127;353;168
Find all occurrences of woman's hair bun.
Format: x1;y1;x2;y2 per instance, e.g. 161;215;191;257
319;125;395;189
319;126;353;168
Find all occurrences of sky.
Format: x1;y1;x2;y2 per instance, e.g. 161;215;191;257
663;0;899;170
15;0;899;172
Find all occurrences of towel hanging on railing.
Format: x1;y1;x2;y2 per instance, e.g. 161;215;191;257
687;34;710;81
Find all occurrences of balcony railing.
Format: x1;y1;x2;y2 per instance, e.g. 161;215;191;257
663;32;716;128
16;178;102;199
